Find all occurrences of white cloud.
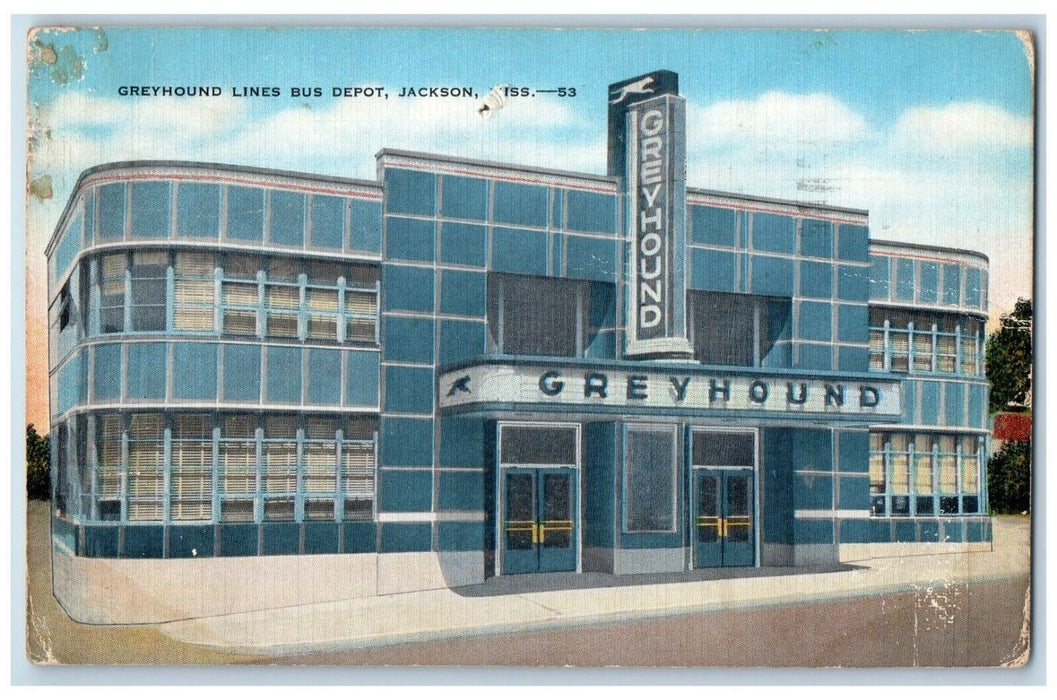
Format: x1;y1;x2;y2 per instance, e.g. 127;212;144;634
38;91;251;138
684;92;1033;317
25;88;1035;319
29;88;602;187
688;91;875;150
892;102;1033;151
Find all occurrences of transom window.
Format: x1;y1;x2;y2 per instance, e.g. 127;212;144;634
687;291;791;368
489;274;590;358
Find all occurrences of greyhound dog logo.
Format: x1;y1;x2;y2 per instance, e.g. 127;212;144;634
446;375;472;397
609;76;656;104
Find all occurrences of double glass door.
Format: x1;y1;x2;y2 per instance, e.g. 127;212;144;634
691;430;756;568
499;424;579;575
502;468;577;574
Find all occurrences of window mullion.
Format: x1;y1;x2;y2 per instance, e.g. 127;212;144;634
752;302;761;367
337;276;346;343
883;318;891;371
298;272;307;342
256;268;266;340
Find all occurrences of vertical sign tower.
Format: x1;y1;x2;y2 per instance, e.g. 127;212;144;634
609;70;694;361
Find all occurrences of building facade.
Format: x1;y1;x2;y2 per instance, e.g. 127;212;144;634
44;71;992;622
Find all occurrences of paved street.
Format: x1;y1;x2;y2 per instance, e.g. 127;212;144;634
279;577;1030;667
24;499;1031;667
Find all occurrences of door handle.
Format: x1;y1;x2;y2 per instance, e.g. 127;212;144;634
723;516;750;538
695;516;722;532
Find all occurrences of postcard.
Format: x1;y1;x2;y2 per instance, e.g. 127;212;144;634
23;25;1034;667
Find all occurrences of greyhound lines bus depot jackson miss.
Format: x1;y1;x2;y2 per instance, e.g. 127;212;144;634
45;71;992;623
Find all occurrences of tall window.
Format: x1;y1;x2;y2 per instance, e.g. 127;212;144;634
129;250;167;331
127;413;164;521
303;417;338;520
342;417;377;520
221;254;260;336
219;414;257;522
306;262;343;341
489;274;589;357
687;291;791;367
173;252;215;332
94;414;122;521
170;414;214;521
345;265;379;343
99;253;127;333
262;415;298;521
624;426;677;532
264;258;301;338
870;431;984;516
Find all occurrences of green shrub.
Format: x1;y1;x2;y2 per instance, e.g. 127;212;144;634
26;424;50;501
988;439;1031;514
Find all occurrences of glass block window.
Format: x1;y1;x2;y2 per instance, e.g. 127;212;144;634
84;251;378;345
94;414;123;520
170;414;214;521
961;436;980;494
869;324;885;371
221;254;260;337
219;414;257;522
346;264;379;343
962;319;981;375
913;434;934;496
937;314;958;373
127;413;164;521
869;308;983;376
306;287;339;340
264;283;300;338
912;325;934;372
303;416;338;500
871;431;985;517
262;415;298;517
889;434;910;495
173;252;216;332
342;416;377;520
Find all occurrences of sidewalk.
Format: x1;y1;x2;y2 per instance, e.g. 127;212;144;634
157;517;1030;656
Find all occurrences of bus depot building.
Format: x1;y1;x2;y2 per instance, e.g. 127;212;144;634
45;71;993;623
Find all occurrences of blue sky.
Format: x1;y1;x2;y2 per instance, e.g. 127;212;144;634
26;27;1034;321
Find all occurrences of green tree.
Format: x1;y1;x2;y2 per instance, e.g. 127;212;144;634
26;424;50;501
984;297;1032;515
987;439;1031;514
985;297;1032;413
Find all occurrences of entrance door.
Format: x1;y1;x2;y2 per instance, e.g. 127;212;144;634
691;430;757;568
501;467;577;574
692;469;754;567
